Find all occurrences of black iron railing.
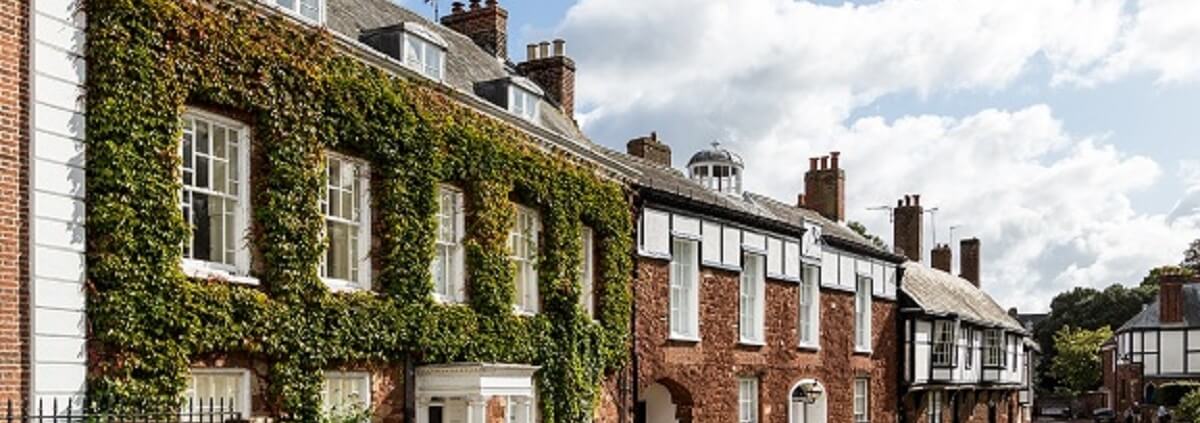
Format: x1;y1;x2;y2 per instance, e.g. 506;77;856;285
3;398;245;422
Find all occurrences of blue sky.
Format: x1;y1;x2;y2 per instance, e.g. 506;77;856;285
402;0;1200;311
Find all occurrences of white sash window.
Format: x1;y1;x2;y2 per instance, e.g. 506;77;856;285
432;185;465;302
180;111;252;283
509;204;541;314
669;238;699;340
321;153;371;290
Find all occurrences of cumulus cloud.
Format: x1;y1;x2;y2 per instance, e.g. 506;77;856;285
552;0;1200;310
1054;0;1200;86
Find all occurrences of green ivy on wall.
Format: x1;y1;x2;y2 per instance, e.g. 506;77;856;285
84;0;633;421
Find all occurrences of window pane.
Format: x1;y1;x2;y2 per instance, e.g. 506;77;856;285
322;156;367;286
300;0;320;20
405;36;423;69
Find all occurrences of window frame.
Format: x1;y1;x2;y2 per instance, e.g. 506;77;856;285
669;237;700;341
984;329;1005;368
319;152;372;291
931;320;957;368
267;0;324;24
853;378;870;423
739;252;766;345
964;327;974;370
185;368;252;419
402;30;447;82
180;110;255;285
322;371;371;415
509;203;541;315
854;274;873;353
432;184;466;303
579;226;596;319
798;264;820;349
738;377;759;423
508;84;540;121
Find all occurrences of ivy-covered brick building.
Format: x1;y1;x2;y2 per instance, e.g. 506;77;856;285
8;0;638;421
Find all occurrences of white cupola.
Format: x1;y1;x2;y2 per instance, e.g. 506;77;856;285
687;142;744;196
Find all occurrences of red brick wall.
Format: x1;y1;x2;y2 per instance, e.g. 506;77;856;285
632;257;898;422
905;391;1021;423
0;0;30;408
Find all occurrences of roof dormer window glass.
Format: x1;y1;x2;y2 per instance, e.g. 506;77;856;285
273;0;323;23
509;85;539;121
403;29;446;81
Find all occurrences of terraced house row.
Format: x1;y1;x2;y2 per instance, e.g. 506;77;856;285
0;0;1036;421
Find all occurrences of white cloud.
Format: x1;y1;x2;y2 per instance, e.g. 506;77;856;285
1055;0;1200;86
553;0;1200;310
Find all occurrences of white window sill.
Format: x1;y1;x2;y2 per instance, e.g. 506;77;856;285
322;278;369;292
668;333;701;343
433;294;466;305
182;262;258;286
798;343;820;352
512;306;538;317
738;339;766;347
854;347;873;355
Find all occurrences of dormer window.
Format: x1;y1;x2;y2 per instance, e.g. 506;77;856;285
403;25;447;81
509;85;539;121
272;0;323;23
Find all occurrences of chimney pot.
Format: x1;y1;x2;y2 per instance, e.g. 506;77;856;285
932;244;952;273
830;151;841;169
552;39;566;57
486;0;498;6
441;0;509;58
469;0;481;10
820;156;829;170
451;1;465;13
809;157;818;171
651;131;657;141
797;194;806;207
914;194;921;206
803;153;847;221
627;133;672;167
526;44;538;60
538;41;550;59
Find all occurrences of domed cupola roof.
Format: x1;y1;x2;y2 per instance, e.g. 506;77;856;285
687;142;743;167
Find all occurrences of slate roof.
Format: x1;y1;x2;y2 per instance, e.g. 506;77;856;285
746;193;900;260
1118;283;1200;332
325;0;586;141
900;262;1027;334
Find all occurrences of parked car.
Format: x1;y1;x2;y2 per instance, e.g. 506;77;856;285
1093;408;1116;423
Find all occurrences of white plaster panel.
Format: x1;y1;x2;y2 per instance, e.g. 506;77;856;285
1189;353;1200;373
641;209;670;256
821;251;837;286
701;221;721;263
33;364;86;394
34;159;84;199
742;231;765;252
1189;330;1200;349
784;241;800;278
34;73;84;112
671;215;700;239
766;238;782;276
35;0;85;28
839;255;855;288
35;336;86;364
34;42;85;86
1144;355;1159;375
1145;333;1158;352
1161;331;1184;374
721;226;741;267
34;102;85;141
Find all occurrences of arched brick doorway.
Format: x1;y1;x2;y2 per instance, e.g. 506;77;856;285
638;378;695;423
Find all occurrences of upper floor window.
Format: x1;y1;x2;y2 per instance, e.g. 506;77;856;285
931;320;956;367
854;275;873;352
509;204;540;314
321;153;371;290
798;264;819;347
180;111;252;281
579;226;596;319
738;377;759;423
272;0;322;23
509;85;539;121
186;368;251;419
322;372;370;416
853;378;869;423
984;329;1004;367
403;27;446;81
669;238;700;340
432;185;465;303
739;253;765;344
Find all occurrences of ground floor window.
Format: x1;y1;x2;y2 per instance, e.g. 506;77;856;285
323;371;370;416
853;378;869;423
185;368;250;419
738;377;758;423
927;391;944;423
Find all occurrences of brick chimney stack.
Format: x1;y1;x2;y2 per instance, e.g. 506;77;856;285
803;152;846;222
893;195;923;262
931;244;952;273
960;238;981;287
1159;270;1196;323
627;132;672;167
441;0;508;59
517;38;577;117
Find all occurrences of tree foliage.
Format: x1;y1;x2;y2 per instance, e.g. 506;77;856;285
1178;388;1200;422
1050;326;1113;395
1184;239;1200;273
848;221;888;250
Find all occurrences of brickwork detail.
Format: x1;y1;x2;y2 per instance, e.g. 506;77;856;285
516;53;576;118
960;238;981;287
803;153;845;223
931;245;952;273
626;133;671;168
0;0;30;407
440;0;508;59
632;258;898;422
893;195;923;262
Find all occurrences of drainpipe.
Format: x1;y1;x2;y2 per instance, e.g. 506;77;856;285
896;265;908;423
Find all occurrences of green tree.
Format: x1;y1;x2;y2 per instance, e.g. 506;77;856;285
847;221;888;250
1183;239;1200;273
1177;388;1200;421
1050;325;1113;395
